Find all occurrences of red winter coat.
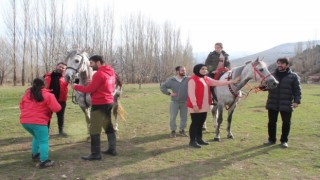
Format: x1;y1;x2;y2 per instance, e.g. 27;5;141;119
20;88;62;125
187;75;211;109
74;65;115;105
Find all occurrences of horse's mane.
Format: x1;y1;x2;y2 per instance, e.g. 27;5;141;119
231;65;246;78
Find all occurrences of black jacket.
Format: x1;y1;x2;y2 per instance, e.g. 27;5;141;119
204;50;230;72
266;68;301;112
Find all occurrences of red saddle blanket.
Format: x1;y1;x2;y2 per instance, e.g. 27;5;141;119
214;67;229;80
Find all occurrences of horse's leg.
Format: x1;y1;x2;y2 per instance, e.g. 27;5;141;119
226;108;235;139
212;105;219;129
80;106;91;141
113;103;119;131
214;104;224;142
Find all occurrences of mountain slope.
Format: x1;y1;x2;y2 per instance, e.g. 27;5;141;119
231;41;320;67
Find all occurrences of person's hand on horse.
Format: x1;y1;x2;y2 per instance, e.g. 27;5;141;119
232;76;241;84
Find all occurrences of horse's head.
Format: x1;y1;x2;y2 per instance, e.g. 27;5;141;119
64;50;90;83
242;58;278;90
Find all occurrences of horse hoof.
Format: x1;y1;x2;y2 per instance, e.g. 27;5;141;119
213;138;221;142
227;136;234;139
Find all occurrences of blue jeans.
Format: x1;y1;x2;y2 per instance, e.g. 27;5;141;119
22;124;49;161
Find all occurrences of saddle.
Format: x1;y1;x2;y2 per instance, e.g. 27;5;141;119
214;67;229;80
210;67;230;105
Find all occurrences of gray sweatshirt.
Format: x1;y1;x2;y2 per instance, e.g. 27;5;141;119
160;76;189;103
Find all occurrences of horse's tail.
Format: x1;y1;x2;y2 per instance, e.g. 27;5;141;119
115;101;127;121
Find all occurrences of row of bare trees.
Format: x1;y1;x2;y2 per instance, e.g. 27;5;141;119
0;0;194;86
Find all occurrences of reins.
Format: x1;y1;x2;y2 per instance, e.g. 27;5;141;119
224;62;271;109
244;63;271;97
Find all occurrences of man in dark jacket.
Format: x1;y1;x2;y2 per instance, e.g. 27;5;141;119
264;57;301;148
44;62;69;136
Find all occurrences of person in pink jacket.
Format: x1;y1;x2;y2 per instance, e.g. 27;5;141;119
72;55;116;160
187;64;239;148
20;78;61;168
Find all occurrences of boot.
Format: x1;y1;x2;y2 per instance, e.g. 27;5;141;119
102;133;117;156
81;134;102;160
197;138;209;145
58;127;68;137
189;139;201;148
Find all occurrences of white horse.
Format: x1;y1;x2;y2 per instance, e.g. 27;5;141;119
64;50;124;138
212;58;278;142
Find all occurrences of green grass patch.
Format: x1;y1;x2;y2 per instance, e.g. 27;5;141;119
0;84;319;179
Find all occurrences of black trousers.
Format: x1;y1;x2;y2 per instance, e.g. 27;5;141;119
57;102;66;129
189;112;207;141
207;73;216;102
268;109;292;143
48;101;66;130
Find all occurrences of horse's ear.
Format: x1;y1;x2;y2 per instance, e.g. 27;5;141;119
253;57;261;66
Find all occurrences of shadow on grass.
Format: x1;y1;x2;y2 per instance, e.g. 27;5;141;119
0;134;75;153
0;133;189;179
0;127;284;180
112;144;279;179
130;133;171;144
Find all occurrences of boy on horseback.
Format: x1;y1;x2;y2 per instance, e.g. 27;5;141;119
203;42;231;131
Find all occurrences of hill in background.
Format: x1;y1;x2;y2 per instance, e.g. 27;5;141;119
231;40;320;67
194;40;320;83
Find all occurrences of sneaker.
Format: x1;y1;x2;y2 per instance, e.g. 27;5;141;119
170;131;176;138
280;142;288;148
263;140;276;145
32;153;40;162
179;130;188;137
39;159;54;169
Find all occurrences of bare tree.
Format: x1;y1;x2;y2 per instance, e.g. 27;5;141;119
0;0;195;84
5;0;19;86
0;38;11;85
21;0;30;86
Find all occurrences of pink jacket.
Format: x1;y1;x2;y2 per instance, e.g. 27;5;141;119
74;65;115;105
20;88;62;125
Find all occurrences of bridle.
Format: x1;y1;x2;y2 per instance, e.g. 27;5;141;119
245;62;272;96
251;62;272;86
225;62;272;109
66;54;89;106
66;54;85;75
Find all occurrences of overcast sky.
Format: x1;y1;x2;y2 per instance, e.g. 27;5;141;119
67;0;320;53
2;0;320;54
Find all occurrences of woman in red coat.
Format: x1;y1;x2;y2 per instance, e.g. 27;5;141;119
187;64;239;148
20;78;61;168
